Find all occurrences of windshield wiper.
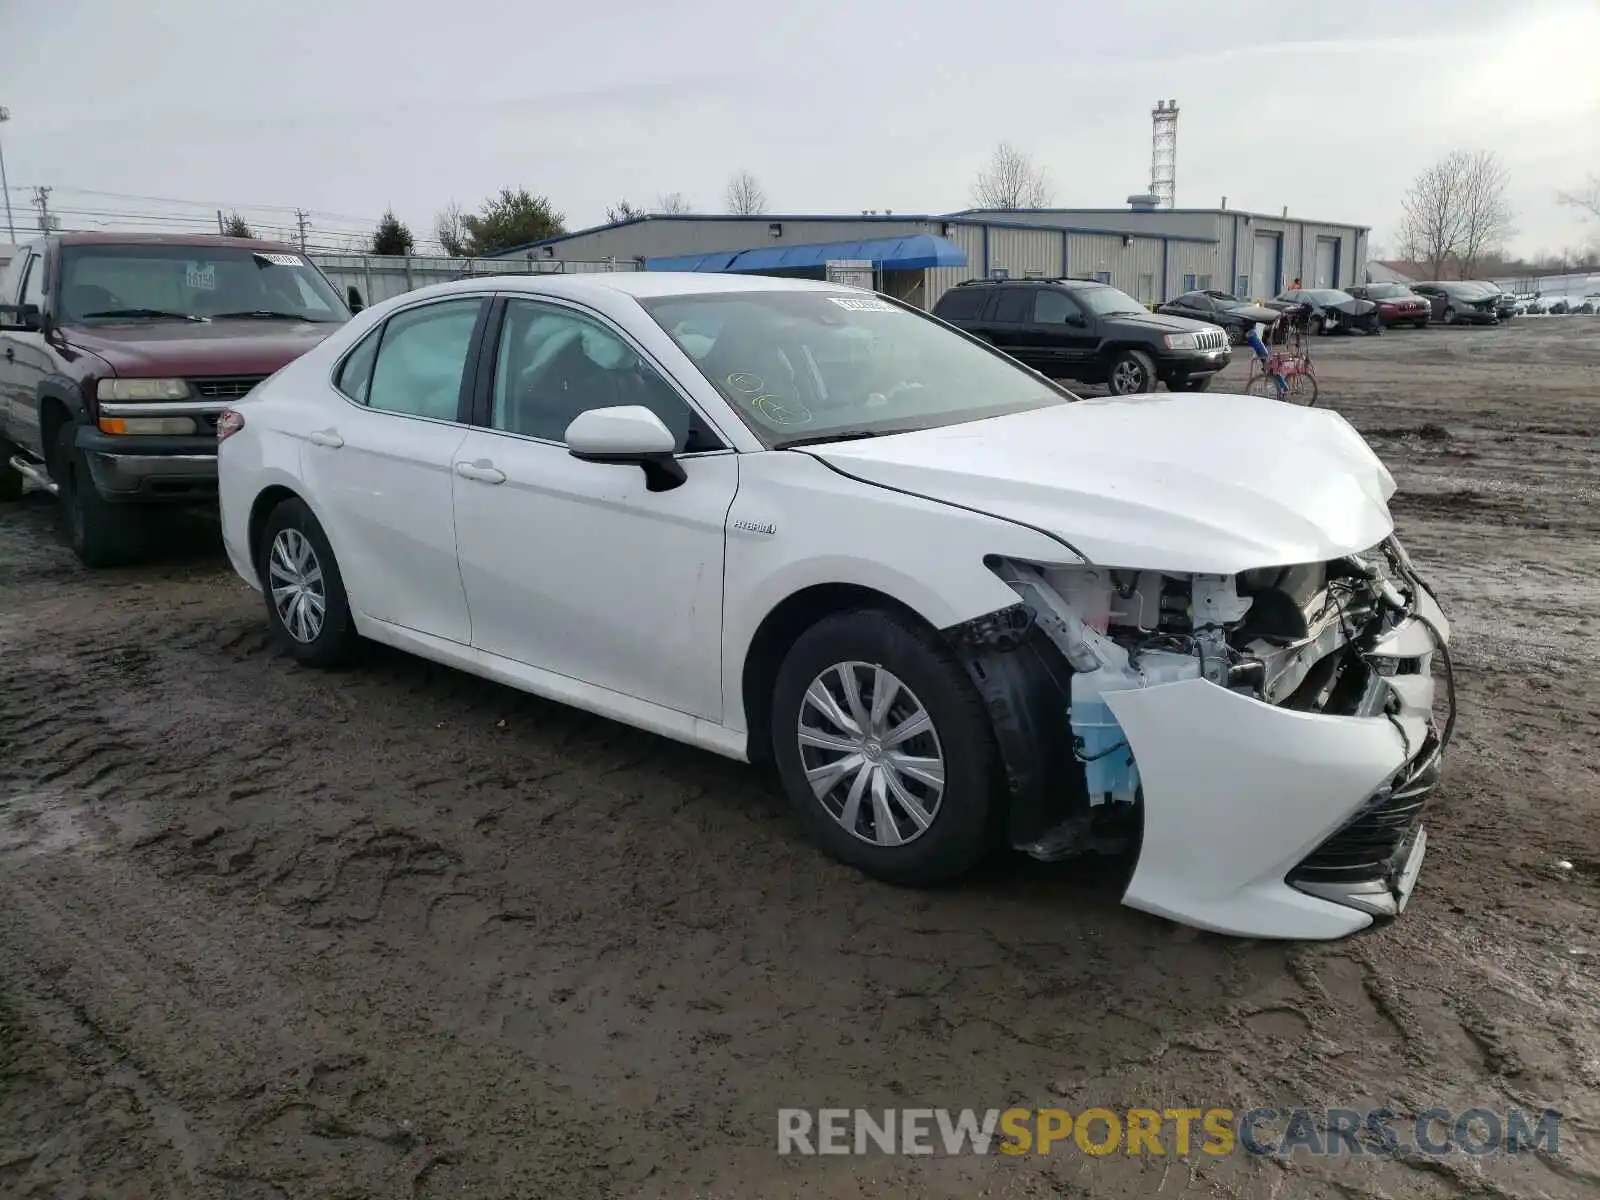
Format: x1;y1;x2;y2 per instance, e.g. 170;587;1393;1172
773;428;916;450
210;310;323;321
80;308;209;323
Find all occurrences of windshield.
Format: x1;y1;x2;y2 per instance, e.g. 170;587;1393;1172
1364;283;1413;299
1074;284;1149;316
58;244;350;324
640;290;1071;447
1301;290;1353;304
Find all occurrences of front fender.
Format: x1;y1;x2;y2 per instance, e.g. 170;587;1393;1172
720;451;1078;734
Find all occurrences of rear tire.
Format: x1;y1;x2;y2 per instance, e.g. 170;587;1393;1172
1107;350;1156;396
1287;373;1320;407
770;608;999;886
257;497;359;667
54;425;147;568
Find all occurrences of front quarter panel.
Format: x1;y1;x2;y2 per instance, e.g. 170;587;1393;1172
720;450;1080;734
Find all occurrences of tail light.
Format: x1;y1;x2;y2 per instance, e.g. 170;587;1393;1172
217;409;246;442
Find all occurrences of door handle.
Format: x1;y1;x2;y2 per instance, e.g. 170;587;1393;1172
454;460;505;485
3;347;13;362
308;429;344;448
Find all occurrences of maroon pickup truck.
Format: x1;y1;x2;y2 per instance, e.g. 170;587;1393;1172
0;233;354;566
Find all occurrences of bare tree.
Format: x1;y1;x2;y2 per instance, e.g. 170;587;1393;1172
655;192;693;214
1557;174;1600;221
606;200;645;223
1398;153;1469;277
436;202;469;257
724;171;767;215
1457;150;1514;277
970;142;1053;210
1398;150;1515;278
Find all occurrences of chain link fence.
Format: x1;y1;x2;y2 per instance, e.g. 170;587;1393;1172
308;253;640;307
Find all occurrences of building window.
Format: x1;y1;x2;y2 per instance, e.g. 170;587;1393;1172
1197;274;1213;290
1137;273;1155;302
1182;273;1197;292
1094;270;1111;285
1236;275;1249;297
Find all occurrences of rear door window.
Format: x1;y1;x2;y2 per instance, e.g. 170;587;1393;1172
990;288;1033;323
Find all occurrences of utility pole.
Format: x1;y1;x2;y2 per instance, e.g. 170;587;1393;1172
216;209;225;235
294;208;310;252
31;185;51;234
0;106;15;243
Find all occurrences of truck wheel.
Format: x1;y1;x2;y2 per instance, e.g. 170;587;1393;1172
1107;350;1156;395
55;425;146;568
770;608;1000;886
257;496;359;667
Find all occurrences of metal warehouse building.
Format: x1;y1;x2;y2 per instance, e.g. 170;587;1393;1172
494;204;1370;310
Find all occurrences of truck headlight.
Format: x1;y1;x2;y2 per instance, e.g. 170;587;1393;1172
97;378;192;401
1163;333;1199;350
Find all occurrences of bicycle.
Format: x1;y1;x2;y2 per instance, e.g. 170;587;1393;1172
1242;309;1320;406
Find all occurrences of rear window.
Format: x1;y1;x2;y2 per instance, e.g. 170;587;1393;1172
933;287;985;322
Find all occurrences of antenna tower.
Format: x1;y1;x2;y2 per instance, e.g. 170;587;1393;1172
1151;100;1179;209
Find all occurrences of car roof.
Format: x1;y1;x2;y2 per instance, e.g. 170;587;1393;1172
51;231;308;253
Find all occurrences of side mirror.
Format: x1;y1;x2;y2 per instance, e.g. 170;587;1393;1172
0;303;43;332
565;405;686;492
346;286;365;314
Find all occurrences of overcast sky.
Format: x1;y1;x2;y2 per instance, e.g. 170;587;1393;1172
2;0;1596;256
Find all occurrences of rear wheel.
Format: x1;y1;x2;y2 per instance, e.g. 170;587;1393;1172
1107;350;1156;396
257;497;360;667
54;425;147;568
1243;374;1281;399
770;608;999;886
1286;373;1320;407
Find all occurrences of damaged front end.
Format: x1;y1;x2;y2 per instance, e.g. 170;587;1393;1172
947;537;1454;939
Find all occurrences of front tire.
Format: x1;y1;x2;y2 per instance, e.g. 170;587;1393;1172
1107;350;1156;396
54;425;147;568
257;497;359;667
770;608;999;886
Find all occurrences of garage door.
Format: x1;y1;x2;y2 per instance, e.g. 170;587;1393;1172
1251;233;1280;299
1314;238;1338;289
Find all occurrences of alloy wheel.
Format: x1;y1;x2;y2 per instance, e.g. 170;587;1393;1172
796;662;945;847
268;528;326;644
1110;359;1145;394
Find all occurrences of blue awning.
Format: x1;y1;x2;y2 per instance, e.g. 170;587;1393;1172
646;233;966;274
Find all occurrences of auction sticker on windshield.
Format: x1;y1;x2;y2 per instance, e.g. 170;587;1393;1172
827;296;896;313
185;263;216;290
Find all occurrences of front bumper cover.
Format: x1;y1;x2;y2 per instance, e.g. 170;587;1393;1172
75;427;218;502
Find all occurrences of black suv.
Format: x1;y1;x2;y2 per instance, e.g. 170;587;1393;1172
932;278;1231;394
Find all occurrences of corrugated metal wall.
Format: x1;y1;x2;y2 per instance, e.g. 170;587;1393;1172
924;223;985;305
1065;234;1126;284
1165;241;1221;295
308;253;637;305
986;227;1064;279
509;217;936;263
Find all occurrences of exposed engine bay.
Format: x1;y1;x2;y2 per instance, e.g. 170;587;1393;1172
948;535;1454;931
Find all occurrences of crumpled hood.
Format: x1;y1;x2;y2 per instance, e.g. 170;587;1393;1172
65;320;341;378
808;394;1398;575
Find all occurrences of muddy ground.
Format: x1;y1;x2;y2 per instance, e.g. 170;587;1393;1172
2;317;1598;1199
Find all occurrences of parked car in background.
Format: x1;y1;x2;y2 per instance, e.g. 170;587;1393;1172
1409;282;1500;326
1474;282;1518;321
1155;290;1281;345
1346;283;1431;329
217;270;1451;940
932;277;1231;394
1579;295;1600;315
0;233;352;565
1268;288;1383;335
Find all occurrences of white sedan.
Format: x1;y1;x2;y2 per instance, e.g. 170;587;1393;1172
217;272;1452;940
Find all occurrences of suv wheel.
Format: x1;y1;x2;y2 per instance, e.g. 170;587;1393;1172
54;425;146;568
257;497;359;667
770;608;999;885
1107;350;1156;396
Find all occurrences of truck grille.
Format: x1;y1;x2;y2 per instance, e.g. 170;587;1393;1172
1287;735;1441;886
189;375;268;400
1196;328;1228;351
